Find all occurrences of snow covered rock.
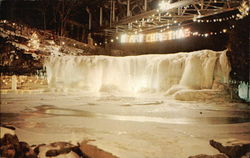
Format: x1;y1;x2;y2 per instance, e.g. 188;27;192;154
210;139;250;158
37;142;87;158
27;32;40;50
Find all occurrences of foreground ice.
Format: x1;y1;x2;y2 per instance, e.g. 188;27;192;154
1;92;250;158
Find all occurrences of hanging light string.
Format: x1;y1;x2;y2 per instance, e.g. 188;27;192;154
190;24;235;37
118;3;249;43
119;23;236;43
193;14;238;23
193;1;249;23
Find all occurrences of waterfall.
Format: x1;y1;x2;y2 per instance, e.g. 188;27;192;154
45;49;230;95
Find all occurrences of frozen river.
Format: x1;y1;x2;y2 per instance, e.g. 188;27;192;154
1;50;249;157
1;91;250;158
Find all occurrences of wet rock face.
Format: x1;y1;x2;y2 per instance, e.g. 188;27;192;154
210;140;250;158
0;39;44;75
0;126;37;158
0;134;38;158
0;133;20;158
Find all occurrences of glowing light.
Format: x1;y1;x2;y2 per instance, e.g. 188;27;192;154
111;39;114;42
237;1;249;19
62;41;65;45
94;43;97;46
193;32;198;36
73;43;76;46
120;28;190;43
121;34;128;43
116;36;119;40
159;1;171;11
223;29;227;33
138;34;144;42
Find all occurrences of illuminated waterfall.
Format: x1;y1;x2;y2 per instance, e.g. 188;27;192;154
45;50;231;94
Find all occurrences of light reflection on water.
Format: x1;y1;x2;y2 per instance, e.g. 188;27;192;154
40;107;250;125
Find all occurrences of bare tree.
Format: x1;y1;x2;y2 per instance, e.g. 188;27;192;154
39;0;50;30
55;0;82;36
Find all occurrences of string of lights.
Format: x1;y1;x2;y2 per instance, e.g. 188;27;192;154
119;24;236;43
193;14;238;23
191;25;235;37
117;2;249;44
101;1;249;45
193;1;249;23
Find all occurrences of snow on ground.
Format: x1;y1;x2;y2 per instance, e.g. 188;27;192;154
1;91;250;158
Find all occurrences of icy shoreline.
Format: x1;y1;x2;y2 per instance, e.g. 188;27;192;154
1;92;250;158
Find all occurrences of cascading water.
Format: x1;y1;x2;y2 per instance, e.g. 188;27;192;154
45;49;231;97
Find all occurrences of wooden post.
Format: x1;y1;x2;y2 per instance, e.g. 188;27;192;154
100;7;103;26
12;75;17;91
89;13;92;30
248;82;250;100
86;7;92;30
127;0;130;16
113;1;116;22
110;0;113;27
144;0;147;11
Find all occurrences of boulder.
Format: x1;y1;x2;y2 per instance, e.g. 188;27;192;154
37;142;87;158
0;125;20;158
210;139;250;158
19;141;37;158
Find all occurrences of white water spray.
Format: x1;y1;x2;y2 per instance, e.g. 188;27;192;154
45;50;230;95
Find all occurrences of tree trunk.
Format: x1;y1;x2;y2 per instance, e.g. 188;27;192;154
43;12;46;30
